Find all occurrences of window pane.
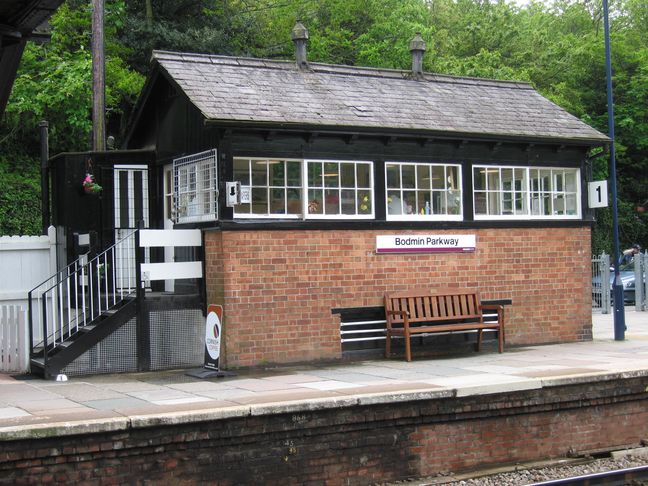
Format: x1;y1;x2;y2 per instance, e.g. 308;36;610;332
474;193;487;215
308;189;323;214
474;168;486;190
270;161;285;186
417;192;430;215
324;189;340;214
286;161;301;186
341;189;355;214
251;162;267;185
388;191;403;215
324;163;339;187
358;191;371;215
447;166;459;190
251;187;268;214
357;164;370;188
417;165;431;190
432;165;445;189
386;164;400;188
403;191;416;215
308;162;322;187
402;165;415;189
340;163;355;188
233;158;249;184
286;188;301;215
270;188;285;214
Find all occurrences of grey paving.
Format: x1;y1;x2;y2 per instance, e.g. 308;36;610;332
0;310;647;438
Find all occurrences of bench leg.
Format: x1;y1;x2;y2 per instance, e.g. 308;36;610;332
385;330;391;359
404;328;412;362
498;327;504;353
476;329;483;352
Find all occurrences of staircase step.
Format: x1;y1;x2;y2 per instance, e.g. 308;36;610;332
78;324;97;333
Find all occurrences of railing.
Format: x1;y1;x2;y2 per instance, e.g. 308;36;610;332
592;253;611;313
28;230;138;365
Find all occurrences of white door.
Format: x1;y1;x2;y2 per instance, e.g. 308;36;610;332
114;165;149;291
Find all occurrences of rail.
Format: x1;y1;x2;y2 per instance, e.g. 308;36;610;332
27;230;138;366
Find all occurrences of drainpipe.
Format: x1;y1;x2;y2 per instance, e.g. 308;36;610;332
39;120;50;233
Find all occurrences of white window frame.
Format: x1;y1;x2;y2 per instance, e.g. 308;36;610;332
385;161;463;221
305;159;374;220
233;157;303;219
173;149;218;223
473;165;581;220
233;158;375;220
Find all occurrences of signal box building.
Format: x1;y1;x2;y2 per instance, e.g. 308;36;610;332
49;27;609;372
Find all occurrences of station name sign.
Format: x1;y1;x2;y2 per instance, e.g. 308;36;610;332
376;235;476;254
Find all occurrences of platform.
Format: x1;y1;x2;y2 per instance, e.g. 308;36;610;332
1;310;647;485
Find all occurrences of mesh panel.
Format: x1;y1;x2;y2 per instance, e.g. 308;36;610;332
62;318;138;376
150;309;204;370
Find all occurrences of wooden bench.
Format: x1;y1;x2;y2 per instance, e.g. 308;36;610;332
384;288;505;362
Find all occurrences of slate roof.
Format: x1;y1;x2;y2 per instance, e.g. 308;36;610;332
152;50;609;145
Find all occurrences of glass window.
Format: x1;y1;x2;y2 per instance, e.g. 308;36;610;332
233;158;374;219
385;162;462;220
474;165;580;219
306;160;374;219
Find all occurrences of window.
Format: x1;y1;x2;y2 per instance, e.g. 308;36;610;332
173;150;218;223
385;162;462;220
233;158;374;219
473;165;580;219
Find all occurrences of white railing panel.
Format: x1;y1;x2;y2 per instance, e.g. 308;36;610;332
141;262;203;281
139;229;202;248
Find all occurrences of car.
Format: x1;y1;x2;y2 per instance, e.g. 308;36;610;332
592;259;645;305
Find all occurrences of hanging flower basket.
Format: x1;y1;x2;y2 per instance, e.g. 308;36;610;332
83;173;102;194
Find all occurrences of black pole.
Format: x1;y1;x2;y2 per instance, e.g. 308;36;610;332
39;120;50;233
603;0;625;340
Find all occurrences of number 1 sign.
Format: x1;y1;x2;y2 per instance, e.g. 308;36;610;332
588;180;609;209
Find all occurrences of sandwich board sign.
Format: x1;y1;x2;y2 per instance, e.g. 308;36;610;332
186;304;235;378
204;304;223;370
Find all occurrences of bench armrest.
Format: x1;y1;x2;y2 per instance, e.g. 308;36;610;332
386;310;409;317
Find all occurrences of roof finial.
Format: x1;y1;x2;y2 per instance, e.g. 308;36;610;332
291;21;309;70
409;33;427;79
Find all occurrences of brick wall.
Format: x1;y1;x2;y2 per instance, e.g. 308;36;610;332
205;227;592;368
2;375;647;485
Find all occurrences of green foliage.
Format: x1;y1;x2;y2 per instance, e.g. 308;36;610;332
0;0;646;251
0;156;42;236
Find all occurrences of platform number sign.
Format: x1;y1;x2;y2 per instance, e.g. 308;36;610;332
588;180;609;209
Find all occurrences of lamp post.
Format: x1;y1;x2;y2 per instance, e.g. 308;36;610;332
602;0;625;340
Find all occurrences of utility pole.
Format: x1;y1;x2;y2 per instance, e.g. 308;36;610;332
603;0;625;340
91;0;105;152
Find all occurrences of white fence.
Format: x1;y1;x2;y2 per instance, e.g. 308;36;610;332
0;226;57;373
0;226;57;308
0;305;28;372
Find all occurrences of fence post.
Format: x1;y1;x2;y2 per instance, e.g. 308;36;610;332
638;251;647;312
135;224;150;371
599;253;611;314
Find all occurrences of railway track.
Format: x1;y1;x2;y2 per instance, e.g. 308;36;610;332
529;465;648;485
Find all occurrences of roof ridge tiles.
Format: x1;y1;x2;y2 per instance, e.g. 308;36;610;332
151;50;533;90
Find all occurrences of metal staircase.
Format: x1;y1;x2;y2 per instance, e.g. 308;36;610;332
28;231;139;379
